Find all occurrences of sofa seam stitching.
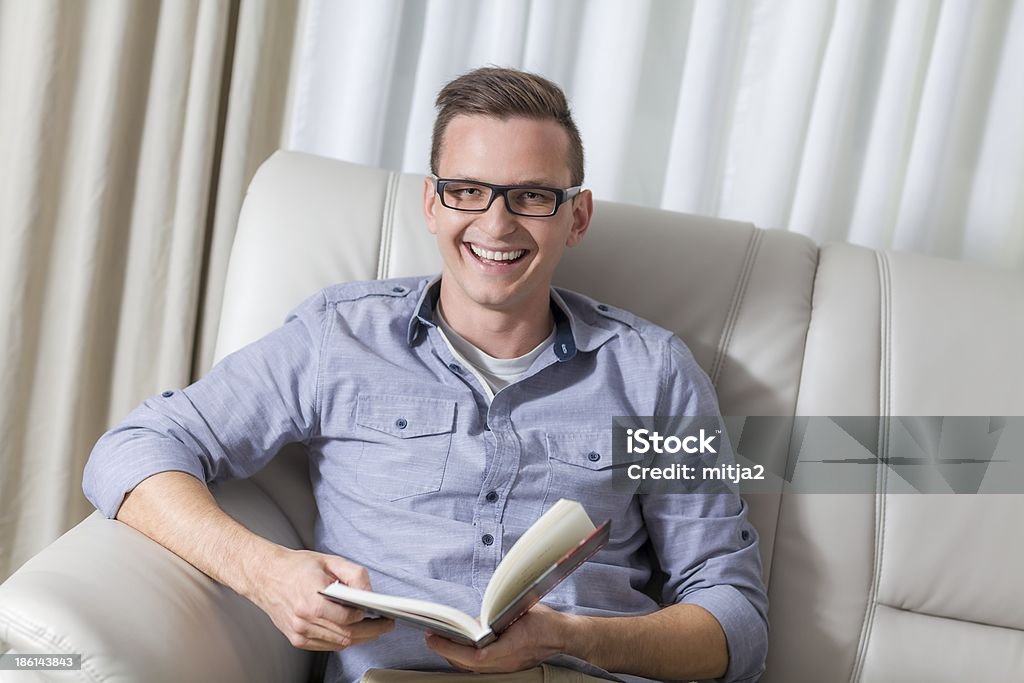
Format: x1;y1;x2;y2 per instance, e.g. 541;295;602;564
711;226;760;386
711;227;755;384
879;251;893;630
377;171;399;279
874;601;1024;634
849;251;891;683
709;231;745;384
0;606;99;682
872;253;893;679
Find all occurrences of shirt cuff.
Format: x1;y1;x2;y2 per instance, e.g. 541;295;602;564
683;584;768;683
83;446;207;519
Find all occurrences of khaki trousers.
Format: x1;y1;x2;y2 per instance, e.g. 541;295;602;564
360;664;610;682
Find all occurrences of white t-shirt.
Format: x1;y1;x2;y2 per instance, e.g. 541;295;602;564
435;305;555;401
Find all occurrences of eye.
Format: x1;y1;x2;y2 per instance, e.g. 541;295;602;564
516;189;556;206
444;183;486;198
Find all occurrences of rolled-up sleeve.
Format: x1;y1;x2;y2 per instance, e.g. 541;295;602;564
641;336;769;683
83;290;328;518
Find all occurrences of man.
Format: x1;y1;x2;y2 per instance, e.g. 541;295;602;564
84;67;767;682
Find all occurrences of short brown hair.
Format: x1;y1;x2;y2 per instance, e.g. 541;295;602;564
430;67;585;186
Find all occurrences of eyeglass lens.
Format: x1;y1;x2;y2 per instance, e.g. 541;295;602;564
442;182;559;216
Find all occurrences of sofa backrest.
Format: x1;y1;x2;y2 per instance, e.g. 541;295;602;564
767;244;1024;681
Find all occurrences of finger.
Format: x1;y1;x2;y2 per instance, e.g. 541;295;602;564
297;637;345;652
291;622;355;651
308;617;357;643
308;616;393;646
424;633;478;662
326;557;372;590
316;597;366;625
345;617;395;640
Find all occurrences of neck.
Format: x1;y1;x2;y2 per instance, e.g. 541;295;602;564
437;282;554;359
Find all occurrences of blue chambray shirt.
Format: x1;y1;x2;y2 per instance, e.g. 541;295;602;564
83;275;768;683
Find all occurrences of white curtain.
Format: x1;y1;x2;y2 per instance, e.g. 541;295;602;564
0;0;298;582
287;0;1024;269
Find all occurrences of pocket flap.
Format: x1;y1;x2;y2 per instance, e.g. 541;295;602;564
545;430;643;471
356;394;456;438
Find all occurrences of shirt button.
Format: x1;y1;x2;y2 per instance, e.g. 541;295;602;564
448;362;463;374
481;534;494;546
395;418;408;429
587;451;601;462
597;304;609;312
392;286;405;293
741;530;751;542
485;491;499;503
161;390;174;398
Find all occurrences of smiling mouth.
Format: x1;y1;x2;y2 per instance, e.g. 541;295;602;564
466;242;528;264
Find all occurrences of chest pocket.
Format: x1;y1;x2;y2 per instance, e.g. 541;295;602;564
543;431;645;527
355;394;456;501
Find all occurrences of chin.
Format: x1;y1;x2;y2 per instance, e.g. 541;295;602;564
465;289;520;310
457;275;523;303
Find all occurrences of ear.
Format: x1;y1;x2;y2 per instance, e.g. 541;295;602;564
565;189;594;248
423;176;439;235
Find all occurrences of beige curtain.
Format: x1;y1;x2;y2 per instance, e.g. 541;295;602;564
0;0;300;582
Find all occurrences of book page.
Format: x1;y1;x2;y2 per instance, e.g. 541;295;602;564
487;521;610;636
320;582;490;642
479;499;596;625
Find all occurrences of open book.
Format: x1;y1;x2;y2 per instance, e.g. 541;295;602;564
319;499;610;647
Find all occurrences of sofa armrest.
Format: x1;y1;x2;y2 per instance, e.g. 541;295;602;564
0;478;312;682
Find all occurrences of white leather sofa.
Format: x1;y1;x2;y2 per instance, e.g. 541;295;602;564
1;151;1022;682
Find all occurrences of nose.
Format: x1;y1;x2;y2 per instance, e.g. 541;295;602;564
474;192;518;237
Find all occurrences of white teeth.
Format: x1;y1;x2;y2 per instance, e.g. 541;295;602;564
469;244;526;262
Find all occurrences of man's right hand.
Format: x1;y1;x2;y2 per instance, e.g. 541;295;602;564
251;548;395;651
115;473;393;652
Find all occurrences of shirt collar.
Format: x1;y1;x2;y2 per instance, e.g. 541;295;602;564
407;275;442;344
406;276;616;361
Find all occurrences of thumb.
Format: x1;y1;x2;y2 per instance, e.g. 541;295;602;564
326;555;372;591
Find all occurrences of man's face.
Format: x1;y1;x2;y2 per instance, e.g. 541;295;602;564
423;115;592;316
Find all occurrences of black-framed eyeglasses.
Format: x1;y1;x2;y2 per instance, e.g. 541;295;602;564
434;178;582;218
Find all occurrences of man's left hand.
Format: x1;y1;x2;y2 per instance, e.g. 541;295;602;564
425;603;572;673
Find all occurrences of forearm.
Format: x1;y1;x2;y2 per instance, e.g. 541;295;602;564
115;471;285;601
562;603;728;681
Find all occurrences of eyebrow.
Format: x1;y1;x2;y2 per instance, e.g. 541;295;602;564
456;175;565;187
